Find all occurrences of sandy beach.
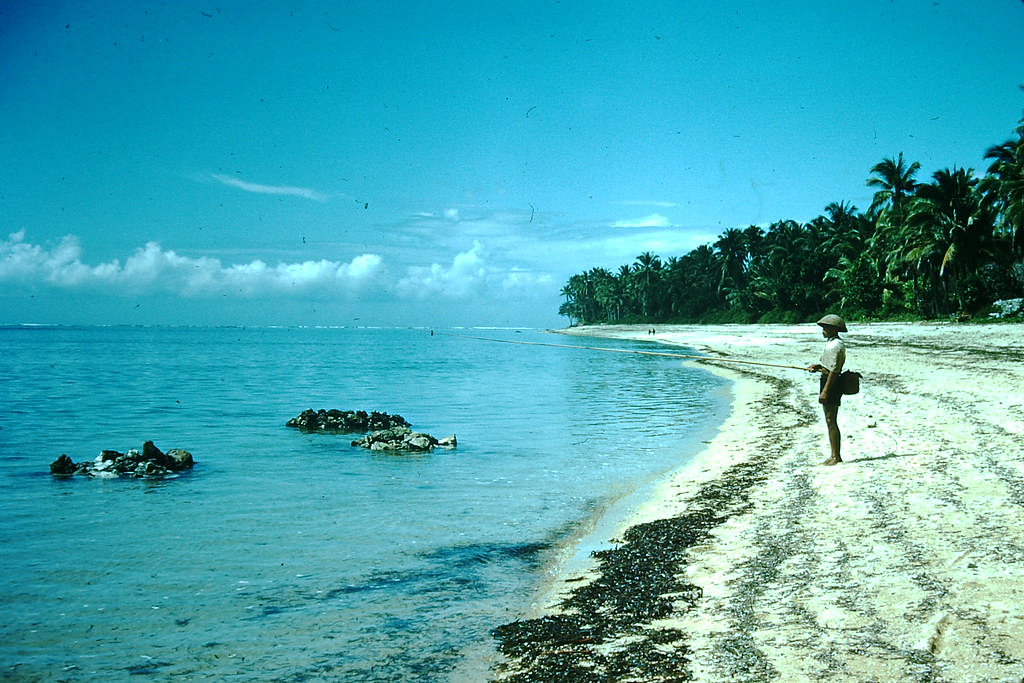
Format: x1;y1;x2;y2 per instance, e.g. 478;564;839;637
491;322;1024;682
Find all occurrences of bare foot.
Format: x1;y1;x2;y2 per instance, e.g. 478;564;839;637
821;457;842;466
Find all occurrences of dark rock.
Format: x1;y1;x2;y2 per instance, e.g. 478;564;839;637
50;454;77;475
138;441;193;473
351;426;453;453
286;409;455;453
286;409;410;434
49;442;195;479
165;448;194;470
142;440;165;465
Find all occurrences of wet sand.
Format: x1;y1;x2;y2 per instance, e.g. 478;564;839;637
491;322;1024;682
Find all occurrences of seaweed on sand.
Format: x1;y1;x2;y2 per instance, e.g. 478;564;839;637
491;457;771;682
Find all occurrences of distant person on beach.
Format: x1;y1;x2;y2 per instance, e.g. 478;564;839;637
806;314;847;465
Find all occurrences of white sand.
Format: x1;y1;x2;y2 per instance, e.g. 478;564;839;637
547;322;1024;681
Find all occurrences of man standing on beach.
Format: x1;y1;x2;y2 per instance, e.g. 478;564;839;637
807;314;847;465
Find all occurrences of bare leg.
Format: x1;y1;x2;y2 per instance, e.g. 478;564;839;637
822;404;842;465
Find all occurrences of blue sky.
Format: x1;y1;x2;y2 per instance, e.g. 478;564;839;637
3;1;1023;327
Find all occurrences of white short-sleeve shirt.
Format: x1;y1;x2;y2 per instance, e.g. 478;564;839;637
820;337;846;372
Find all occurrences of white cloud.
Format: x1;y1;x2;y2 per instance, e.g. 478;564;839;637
392;239;557;303
501;268;554;292
209;173;330;201
0;230;557;309
0;231;383;298
396;241;488;299
611;213;671;228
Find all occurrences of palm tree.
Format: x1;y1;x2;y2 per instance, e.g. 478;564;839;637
982;123;1024;257
632;252;663;319
902;167;997;314
557;108;1024;324
713;228;749;303
747;220;819;319
819;202;865;282
742;224;766;262
817;201;885;313
558;278;581;325
867;154;922;293
662;256;683;319
588;267;618;322
824;253;884;314
867;153;921;216
616;264;635;319
663;246;719;320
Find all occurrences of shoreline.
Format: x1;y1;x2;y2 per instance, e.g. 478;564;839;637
489;322;1024;681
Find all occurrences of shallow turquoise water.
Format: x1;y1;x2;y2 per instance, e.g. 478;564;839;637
0;326;727;681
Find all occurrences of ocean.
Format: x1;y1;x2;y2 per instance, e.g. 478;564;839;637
0;326;728;681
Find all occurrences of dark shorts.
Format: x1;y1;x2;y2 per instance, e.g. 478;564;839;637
820;374;842;406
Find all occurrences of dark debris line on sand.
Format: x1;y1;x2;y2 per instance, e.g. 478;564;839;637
491;371;793;682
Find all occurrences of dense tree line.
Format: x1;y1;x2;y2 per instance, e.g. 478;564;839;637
560;114;1024;325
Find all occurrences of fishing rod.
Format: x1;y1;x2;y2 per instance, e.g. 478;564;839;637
434;331;809;372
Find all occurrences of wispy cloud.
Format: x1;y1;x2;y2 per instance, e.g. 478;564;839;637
618;200;680;208
611;213;671;228
209;173;331;201
542;228;715;270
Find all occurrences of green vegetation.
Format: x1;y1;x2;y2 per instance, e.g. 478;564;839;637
560;114;1024;325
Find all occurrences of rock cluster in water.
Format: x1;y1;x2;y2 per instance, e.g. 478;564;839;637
286;408;456;453
286;409;410;433
350;426;456;452
50;441;194;478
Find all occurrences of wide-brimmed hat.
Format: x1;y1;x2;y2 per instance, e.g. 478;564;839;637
817;314;848;332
